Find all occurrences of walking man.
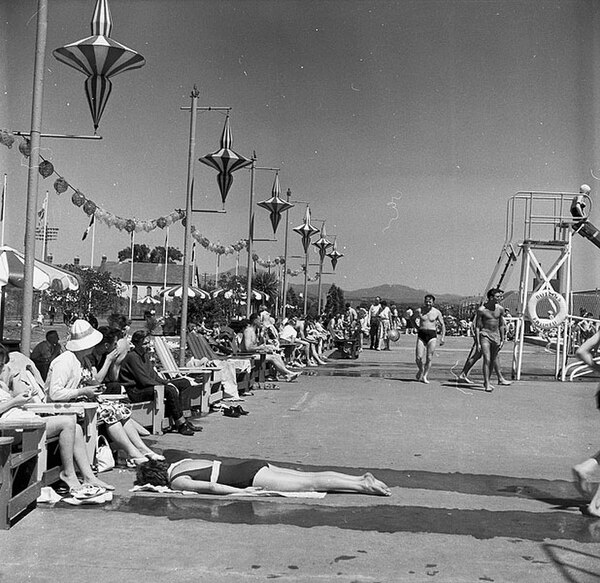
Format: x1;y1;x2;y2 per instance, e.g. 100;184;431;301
414;294;446;383
460;288;507;392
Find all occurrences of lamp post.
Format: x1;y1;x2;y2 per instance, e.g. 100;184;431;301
313;222;333;315
245;163;280;319
293;206;320;315
179;89;241;365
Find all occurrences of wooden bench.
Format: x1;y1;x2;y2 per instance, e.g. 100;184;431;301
103;388;168;435
0;419;45;529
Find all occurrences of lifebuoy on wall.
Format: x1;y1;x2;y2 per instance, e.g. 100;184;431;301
527;288;568;330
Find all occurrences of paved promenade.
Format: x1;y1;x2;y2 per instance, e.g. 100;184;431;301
2;335;600;582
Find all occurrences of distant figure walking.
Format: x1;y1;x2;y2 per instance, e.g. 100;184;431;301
414;294;446;384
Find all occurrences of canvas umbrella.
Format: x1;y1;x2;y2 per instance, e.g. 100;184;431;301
52;0;145;132
257;173;294;234
137;295;160;305
0;246;79;291
160;285;210;299
198;116;252;207
293;206;320;253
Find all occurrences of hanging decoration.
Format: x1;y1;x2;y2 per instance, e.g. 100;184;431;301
312;222;333;262
257;173;293;233
198;115;252;207
39;160;54;178
18;138;31;158
251;253;285;268
54;177;69;194
190;226;247;255
327;240;344;271
52;0;146;132
293;205;320;253
0;130;14;149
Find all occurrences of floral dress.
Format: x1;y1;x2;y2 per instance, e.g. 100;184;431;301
80;367;131;426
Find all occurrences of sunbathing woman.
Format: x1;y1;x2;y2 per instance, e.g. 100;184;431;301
136;458;391;496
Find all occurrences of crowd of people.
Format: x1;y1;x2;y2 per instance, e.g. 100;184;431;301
4;290;600;511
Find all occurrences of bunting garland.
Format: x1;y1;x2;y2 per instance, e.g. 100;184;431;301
1;131;185;233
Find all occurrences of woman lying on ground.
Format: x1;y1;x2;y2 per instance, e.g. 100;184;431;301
135;457;391;496
0;346;113;493
47;320;165;467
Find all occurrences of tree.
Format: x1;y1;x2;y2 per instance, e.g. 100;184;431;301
45;264;124;317
324;283;345;316
117;244;182;263
149;246;183;264
252;270;279;309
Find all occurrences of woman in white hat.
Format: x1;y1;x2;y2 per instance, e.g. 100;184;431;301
47;320;165;468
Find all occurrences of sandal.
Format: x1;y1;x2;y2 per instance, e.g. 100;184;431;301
145;452;165;461
70;484;105;499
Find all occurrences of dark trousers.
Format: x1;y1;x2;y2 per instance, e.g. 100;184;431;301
369;322;380;349
126;379;192;421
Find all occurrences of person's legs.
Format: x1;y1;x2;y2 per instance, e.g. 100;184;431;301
415;338;426;380
44;416;82;490
459;342;481;382
71;422;114;490
121;419;163;459
253;464;391;495
422;337;438;384
573;450;600;498
265;354;299;380
104;421;147;461
480;337;493;391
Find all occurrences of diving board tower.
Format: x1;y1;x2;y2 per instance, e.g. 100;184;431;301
488;186;594;381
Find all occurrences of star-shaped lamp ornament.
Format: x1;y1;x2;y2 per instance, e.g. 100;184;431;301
199;116;252;207
53;0;146;132
313;222;333;262
327;241;344;271
257;173;293;233
293;206;320;254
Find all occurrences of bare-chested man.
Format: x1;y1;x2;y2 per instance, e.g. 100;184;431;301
414;294;446;384
471;288;506;392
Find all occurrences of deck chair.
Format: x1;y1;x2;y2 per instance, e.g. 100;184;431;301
152;336;221;414
565;357;600;381
0;418;46;529
187;332;253;394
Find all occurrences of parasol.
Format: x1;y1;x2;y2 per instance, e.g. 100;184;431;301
52;0;146;132
0;246;79;291
293;206;320;253
257;173;294;233
212;288;269;301
159;285;210;299
137;295;160;305
198;116;252;207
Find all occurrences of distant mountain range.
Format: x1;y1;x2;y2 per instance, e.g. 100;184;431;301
289;282;467;305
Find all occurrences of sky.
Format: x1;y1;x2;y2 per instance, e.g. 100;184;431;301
1;0;600;297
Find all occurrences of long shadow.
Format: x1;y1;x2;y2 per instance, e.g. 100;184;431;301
543;543;600;582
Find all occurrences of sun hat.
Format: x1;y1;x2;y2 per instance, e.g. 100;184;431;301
66;319;103;351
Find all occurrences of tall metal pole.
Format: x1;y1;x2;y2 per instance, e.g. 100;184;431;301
245;154;257;319
317;255;324;315
21;0;48;352
302;247;310;316
179;86;199;365
281;188;291;320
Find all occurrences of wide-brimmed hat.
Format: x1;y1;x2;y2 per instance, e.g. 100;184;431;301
66;319;103;351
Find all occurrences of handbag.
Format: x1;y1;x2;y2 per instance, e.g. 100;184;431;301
96;435;115;473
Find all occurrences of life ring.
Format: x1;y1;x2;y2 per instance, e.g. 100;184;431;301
527;288;568;330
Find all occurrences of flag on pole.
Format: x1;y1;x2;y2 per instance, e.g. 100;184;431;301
82;213;95;240
0;175;5;222
37;192;48;226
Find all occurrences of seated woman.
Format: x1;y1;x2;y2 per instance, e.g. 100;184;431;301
47;320;165;466
241;314;300;382
136;458;391;496
0;345;113;493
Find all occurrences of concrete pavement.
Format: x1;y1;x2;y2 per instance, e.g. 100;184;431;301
2;335;600;582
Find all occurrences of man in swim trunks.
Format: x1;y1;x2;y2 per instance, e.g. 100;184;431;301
472;288;506;392
414;294;446;384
